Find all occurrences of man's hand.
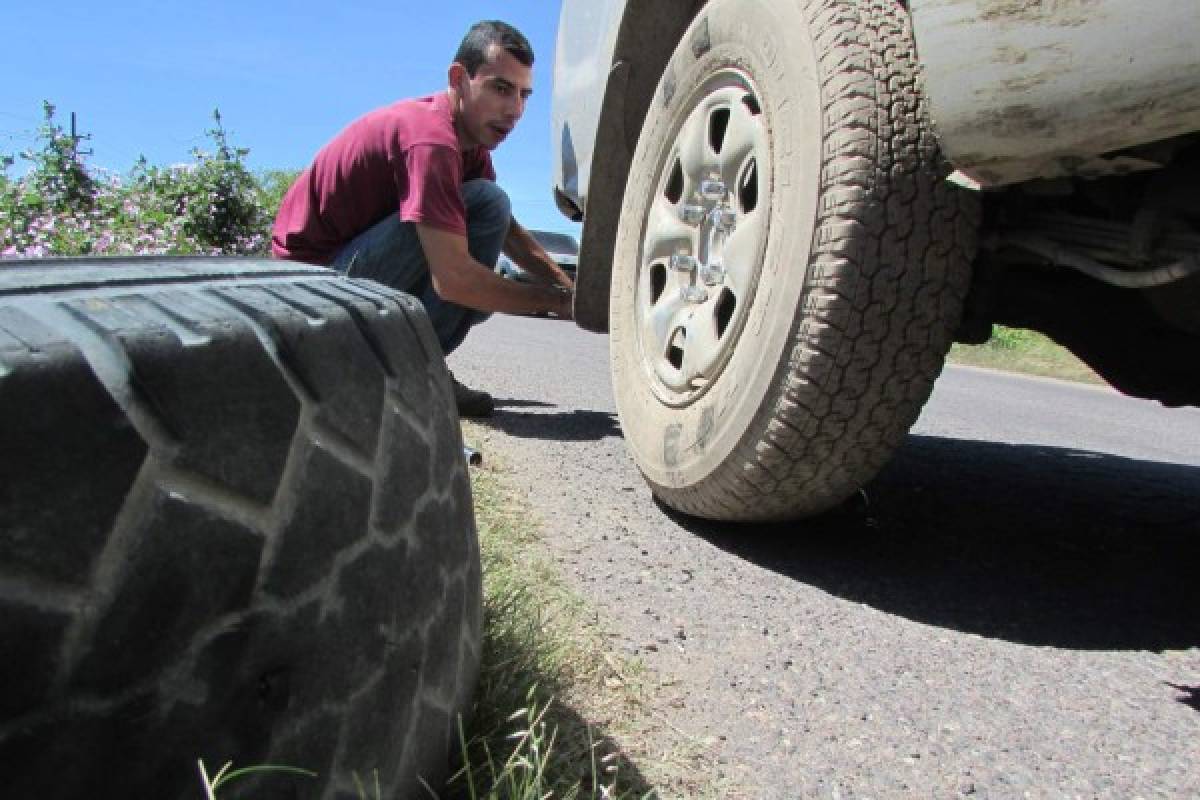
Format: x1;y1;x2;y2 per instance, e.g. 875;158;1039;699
548;285;574;320
415;223;575;318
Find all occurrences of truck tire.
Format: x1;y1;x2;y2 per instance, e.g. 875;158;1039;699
0;257;482;798
609;0;979;520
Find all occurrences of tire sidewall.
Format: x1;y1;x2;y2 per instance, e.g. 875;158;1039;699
610;0;823;489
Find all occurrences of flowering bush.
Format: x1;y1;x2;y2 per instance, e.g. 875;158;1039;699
1;103;289;259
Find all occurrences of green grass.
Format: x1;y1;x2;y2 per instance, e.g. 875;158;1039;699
449;453;660;800
196;760;317;799
947;325;1103;385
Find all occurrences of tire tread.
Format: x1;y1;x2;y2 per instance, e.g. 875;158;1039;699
0;261;480;798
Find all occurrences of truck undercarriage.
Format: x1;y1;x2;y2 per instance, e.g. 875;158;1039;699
964;135;1200;406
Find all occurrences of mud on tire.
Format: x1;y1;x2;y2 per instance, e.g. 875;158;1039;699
0;257;482;798
609;0;979;521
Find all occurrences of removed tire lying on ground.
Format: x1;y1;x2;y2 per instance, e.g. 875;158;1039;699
0;257;482;798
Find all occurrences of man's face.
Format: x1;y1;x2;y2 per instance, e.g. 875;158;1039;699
452;44;533;150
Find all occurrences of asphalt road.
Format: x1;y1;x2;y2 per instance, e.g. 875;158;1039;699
451;313;1200;799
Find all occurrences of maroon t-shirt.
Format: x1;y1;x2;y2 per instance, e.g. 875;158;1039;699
272;92;496;265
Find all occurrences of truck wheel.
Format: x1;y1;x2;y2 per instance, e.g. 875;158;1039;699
609;0;978;520
0;257;481;798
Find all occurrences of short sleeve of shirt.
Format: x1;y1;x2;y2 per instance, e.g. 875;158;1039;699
399;144;469;235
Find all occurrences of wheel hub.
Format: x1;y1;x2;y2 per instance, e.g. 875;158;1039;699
635;72;769;400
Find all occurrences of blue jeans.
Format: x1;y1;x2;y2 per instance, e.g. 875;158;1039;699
330;179;511;355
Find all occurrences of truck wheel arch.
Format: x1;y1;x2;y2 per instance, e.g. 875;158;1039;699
573;0;705;333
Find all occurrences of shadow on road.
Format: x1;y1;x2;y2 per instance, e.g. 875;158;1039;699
485;400;621;442
1167;683;1200;713
671;435;1200;651
494;398;557;410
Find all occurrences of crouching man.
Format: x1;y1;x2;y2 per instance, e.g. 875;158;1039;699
272;19;574;417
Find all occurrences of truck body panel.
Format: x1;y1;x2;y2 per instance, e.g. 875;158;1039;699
911;0;1200;186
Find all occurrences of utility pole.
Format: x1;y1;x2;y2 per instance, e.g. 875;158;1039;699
69;111;93;159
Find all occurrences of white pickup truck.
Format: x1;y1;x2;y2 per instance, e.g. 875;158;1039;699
550;0;1200;521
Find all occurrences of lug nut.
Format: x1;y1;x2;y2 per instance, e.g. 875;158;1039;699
700;179;726;201
681;286;709;303
715;208;737;229
680;205;705;225
699;262;726;287
670;253;698;272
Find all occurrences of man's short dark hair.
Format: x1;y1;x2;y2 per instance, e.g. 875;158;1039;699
455;20;534;76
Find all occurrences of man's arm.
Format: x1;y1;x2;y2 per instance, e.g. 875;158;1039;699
415;223;572;319
502;218;575;289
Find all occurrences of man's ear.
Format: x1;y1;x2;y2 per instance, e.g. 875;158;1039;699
448;62;468;90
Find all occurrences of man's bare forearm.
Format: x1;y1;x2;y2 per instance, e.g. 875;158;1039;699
503;218;575;288
416;222;573;318
436;261;572;318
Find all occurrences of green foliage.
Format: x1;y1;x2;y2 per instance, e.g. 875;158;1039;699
177;109;271;251
948;325;1103;385
24;101;96;214
987;325;1040;351
1;153;15;188
258;168;301;215
2;102;289;259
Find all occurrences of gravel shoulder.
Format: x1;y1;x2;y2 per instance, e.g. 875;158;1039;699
452;315;1200;799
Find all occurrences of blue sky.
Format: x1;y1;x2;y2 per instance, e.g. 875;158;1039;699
1;0;578;236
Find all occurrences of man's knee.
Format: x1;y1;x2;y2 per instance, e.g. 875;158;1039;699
329;212;419;279
463;180;512;227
